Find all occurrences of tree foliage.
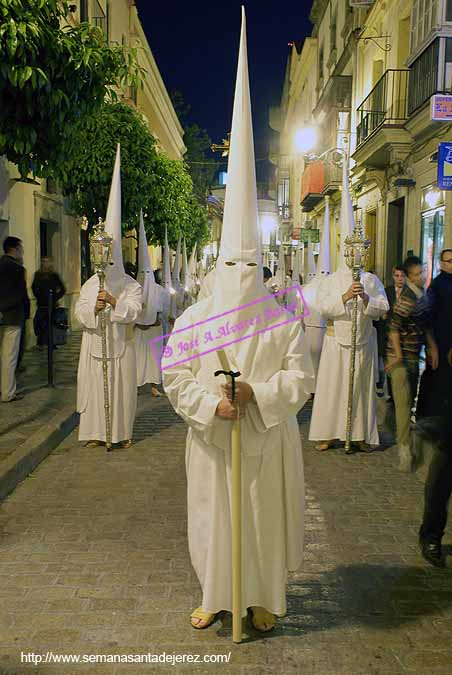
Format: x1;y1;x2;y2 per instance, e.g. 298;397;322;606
59;102;208;249
0;0;141;179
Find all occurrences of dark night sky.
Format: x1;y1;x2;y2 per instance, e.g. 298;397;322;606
135;1;312;172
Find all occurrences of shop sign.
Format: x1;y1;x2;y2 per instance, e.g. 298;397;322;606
299;229;320;243
431;94;452;121
437;143;452;190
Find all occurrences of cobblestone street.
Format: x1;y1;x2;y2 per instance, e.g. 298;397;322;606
0;394;451;675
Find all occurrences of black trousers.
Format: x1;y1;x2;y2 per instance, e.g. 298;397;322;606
419;443;452;543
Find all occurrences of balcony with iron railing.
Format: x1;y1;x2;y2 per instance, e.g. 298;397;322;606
92;0;107;35
354;69;412;168
356;70;409;146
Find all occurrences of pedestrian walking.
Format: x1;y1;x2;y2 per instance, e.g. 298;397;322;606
385;256;438;471
416;248;452;567
0;236;30;402
31;257;66;348
375;265;406;399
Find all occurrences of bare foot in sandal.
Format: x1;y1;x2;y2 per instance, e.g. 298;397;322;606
250;606;276;632
315;441;331;451
190;606;216;629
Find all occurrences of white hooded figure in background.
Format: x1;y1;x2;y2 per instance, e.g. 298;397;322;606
159;228;174;335
163;8;314;632
301;204;330;389
308;158;389;451
172;237;185;317
135;210;164;397
181;239;192;310
273;241;291;305
187;242;199;300
76;145;142;448
197;267;216;301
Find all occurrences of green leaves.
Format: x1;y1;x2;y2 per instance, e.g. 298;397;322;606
57;102;207;250
0;0;141;179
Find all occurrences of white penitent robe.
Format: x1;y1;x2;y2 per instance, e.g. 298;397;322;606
135;324;162;386
301;281;326;392
309;270;389;445
163;298;314;617
76;275;142;443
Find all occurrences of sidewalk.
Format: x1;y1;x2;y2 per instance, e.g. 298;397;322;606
0;333;80;500
0;395;450;674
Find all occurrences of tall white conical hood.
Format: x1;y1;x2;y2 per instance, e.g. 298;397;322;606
292;246;301;284
137;210;158;324
181;239;189;290
316;197;331;277
105;143;124;276
197;259;205;281
307;241;316;280
163;227;172;291
138;210;151;274
213;7;265;312
274;242;286;287
338;154;355;270
172;237;182;288
188;242;197;276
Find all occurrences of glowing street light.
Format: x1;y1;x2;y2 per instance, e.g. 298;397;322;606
294;126;318;155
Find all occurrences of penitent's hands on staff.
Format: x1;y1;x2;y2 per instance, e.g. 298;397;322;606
215;381;254;420
342;282;369;306
222;381;254;406
215;398;245;420
95;290;117;313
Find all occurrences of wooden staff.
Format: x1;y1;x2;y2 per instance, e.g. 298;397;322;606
215;349;242;643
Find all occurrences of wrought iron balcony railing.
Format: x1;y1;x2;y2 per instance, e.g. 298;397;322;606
356;69;409;147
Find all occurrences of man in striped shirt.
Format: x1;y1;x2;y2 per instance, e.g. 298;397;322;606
385;256;438;471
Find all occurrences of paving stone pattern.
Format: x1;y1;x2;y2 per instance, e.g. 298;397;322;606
0;393;451;675
0;334;81;463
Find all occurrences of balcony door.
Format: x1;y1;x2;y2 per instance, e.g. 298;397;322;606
386;198;405;283
421;207;445;287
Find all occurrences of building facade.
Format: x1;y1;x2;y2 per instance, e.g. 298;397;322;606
0;0;184;338
272;0;452;283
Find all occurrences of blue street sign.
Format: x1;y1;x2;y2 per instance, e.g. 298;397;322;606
438;142;452;190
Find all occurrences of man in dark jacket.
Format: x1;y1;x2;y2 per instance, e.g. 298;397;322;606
31;257;66;347
0;236;30;401
416;248;452;567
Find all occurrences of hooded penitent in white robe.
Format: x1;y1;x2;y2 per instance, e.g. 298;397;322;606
163;8;313;618
308;163;388;445
76;272;142;442
135;211;162;386
197;268;216;302
76;145;142;443
302;202;331;389
308;269;388;444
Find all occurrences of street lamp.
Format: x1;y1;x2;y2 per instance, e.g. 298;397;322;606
294;126;318;155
